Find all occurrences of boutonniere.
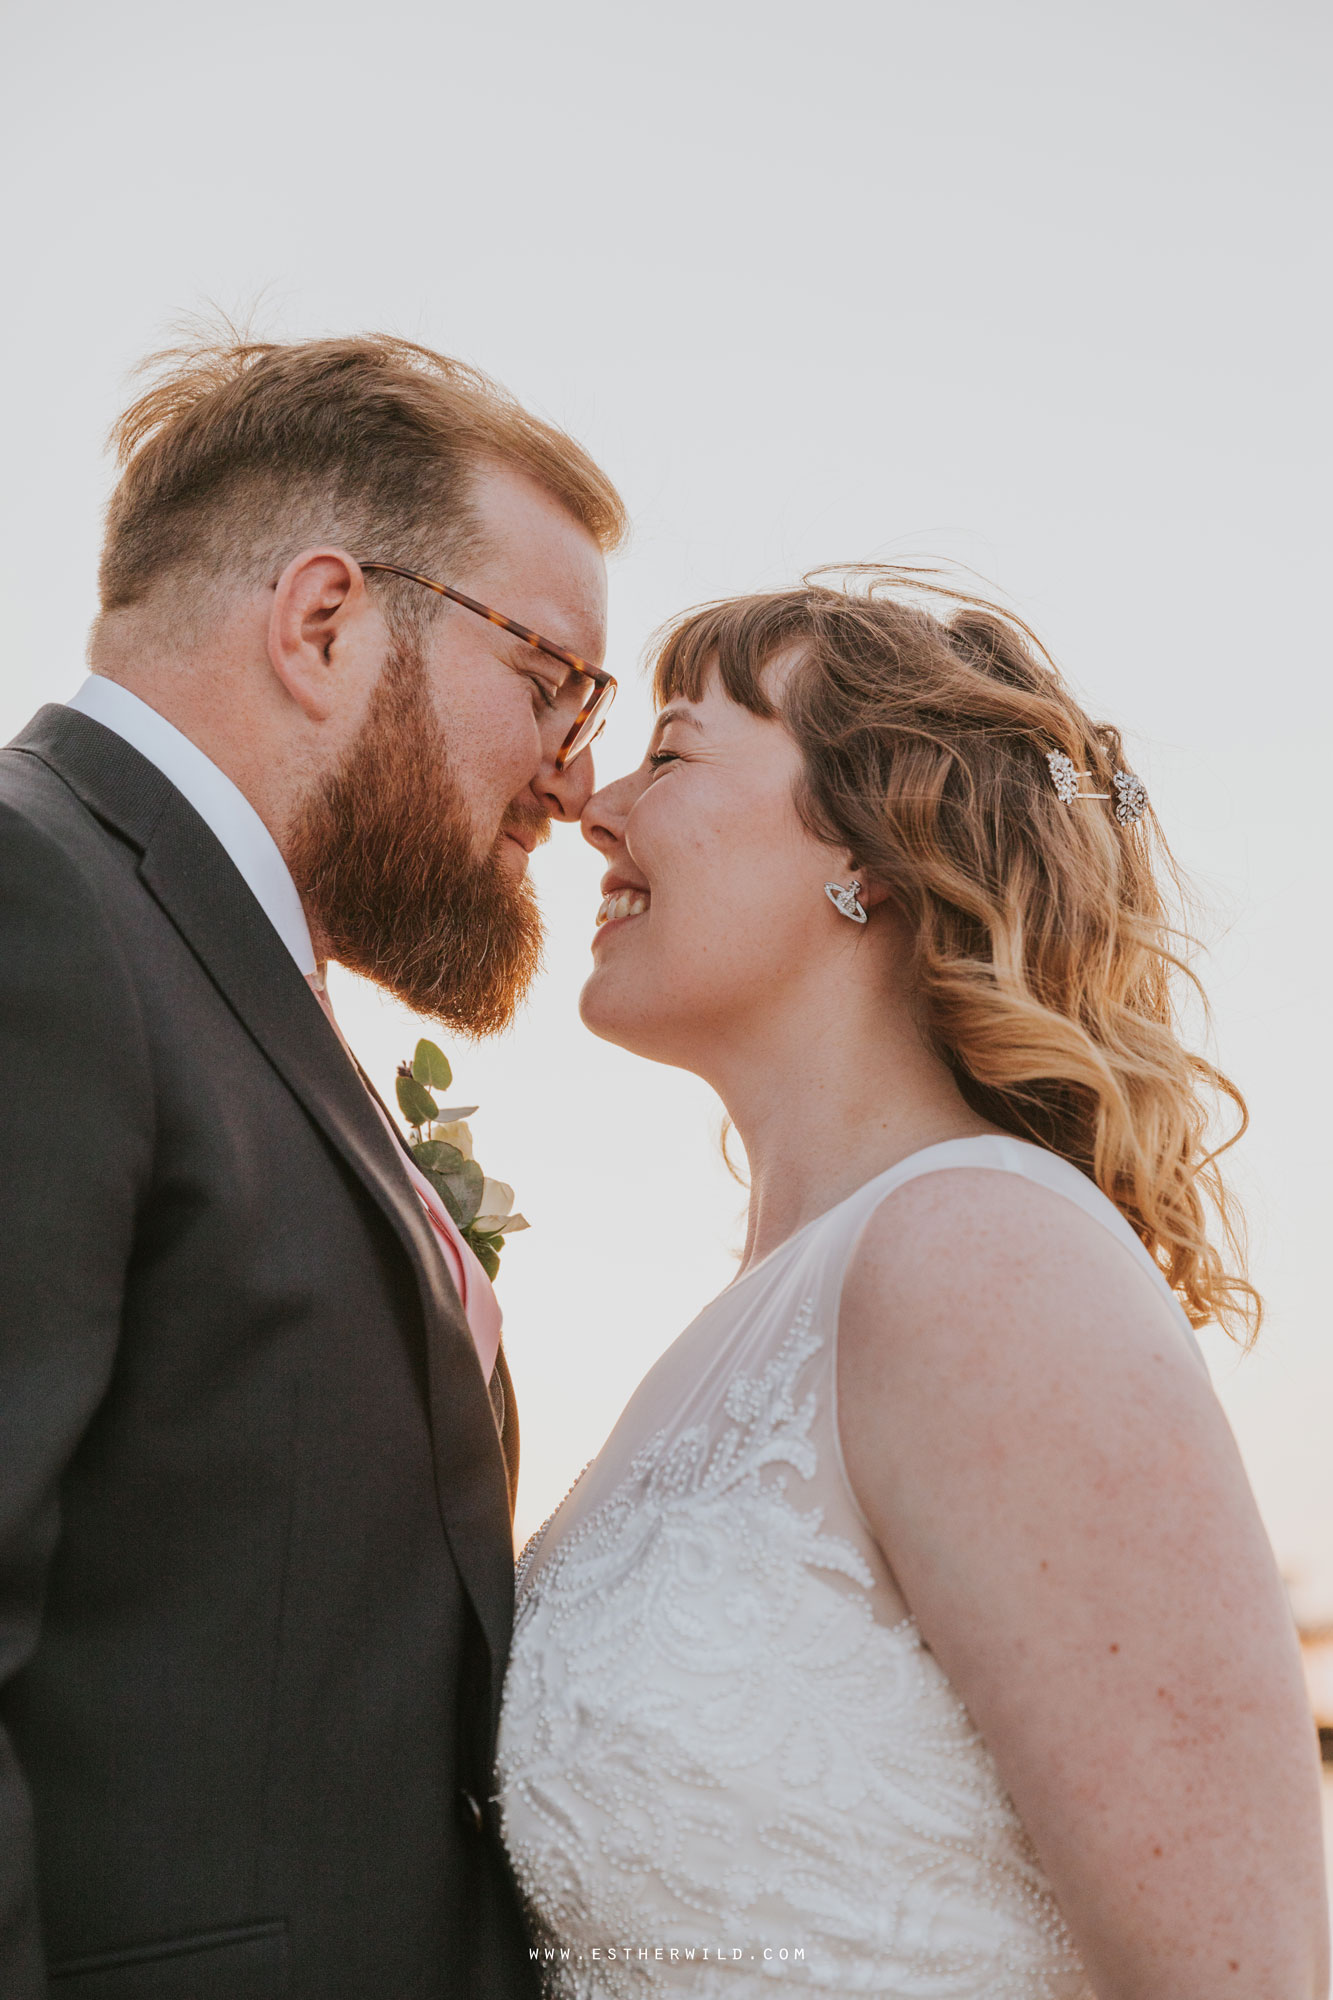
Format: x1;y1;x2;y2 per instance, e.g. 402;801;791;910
394;1039;528;1281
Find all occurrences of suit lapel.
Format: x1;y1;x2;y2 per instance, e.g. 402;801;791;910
10;706;515;1728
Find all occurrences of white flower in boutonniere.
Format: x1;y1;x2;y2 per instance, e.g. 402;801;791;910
393;1039;529;1282
430;1118;474;1160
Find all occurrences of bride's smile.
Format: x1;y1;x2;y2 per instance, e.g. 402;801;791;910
592;879;649;930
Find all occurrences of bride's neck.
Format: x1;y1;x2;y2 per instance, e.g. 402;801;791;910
715;983;996;1275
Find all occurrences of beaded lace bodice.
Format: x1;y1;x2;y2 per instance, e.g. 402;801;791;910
496;1138;1198;1995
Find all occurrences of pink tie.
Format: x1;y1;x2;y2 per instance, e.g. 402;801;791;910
305;973;503;1381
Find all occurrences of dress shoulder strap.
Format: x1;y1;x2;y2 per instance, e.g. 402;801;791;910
807;1133;1205;1361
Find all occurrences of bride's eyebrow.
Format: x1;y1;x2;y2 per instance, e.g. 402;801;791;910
650;707;704;745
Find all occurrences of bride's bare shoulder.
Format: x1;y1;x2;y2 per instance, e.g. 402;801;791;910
838;1161;1197;1392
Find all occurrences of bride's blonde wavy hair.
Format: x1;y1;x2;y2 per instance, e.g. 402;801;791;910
652;566;1257;1341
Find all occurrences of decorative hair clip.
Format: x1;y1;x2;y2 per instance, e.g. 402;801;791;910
1111;770;1148;825
1045;749;1148;825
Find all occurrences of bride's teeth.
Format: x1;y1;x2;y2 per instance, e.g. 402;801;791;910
595;889;650;927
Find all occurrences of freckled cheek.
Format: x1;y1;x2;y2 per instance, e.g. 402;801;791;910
630;802;722;914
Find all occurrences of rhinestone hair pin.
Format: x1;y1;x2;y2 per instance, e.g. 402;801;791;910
1046;749;1148;826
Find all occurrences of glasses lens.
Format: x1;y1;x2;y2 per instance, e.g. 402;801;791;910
558;681;616;769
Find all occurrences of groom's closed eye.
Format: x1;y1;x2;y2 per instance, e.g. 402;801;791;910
499;642;561;705
504;640;589;712
526;672;560;711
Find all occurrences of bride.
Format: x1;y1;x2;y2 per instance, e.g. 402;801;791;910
494;570;1328;1996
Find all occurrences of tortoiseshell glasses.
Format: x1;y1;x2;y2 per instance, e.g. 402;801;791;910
357;560;615;771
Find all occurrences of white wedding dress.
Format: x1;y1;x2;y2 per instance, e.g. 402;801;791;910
496;1136;1203;1996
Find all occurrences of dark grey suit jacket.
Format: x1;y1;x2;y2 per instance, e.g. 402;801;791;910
0;706;537;2000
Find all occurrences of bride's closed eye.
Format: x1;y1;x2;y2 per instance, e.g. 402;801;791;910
648;750;681;772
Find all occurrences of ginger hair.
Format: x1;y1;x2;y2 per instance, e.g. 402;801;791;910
653;566;1257;1341
96;320;626;641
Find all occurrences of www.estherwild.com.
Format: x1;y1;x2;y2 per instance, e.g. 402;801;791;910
530;1945;807;1965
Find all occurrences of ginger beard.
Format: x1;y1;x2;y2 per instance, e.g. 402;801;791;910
288;643;545;1035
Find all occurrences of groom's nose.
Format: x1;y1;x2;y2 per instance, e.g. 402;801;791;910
538;742;597;822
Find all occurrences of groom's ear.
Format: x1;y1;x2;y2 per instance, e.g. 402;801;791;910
266;548;381;723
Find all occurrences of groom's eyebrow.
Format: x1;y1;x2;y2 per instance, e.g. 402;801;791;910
501;632;567;678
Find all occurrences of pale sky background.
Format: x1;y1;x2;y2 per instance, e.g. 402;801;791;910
3;0;1330;1611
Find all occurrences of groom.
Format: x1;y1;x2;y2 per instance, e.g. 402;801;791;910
0;332;624;1998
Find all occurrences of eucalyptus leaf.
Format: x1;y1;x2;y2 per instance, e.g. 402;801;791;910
420;1166;467;1228
413;1140;466;1177
444;1157;485;1228
470;1235;501;1282
412;1039;453;1091
396;1075;438;1127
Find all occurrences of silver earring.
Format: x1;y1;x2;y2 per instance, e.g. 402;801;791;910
824;878;867;924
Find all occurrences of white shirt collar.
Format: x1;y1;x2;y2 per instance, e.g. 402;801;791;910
66;675;318;977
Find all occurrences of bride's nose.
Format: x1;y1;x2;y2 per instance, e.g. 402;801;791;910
581;767;642;855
